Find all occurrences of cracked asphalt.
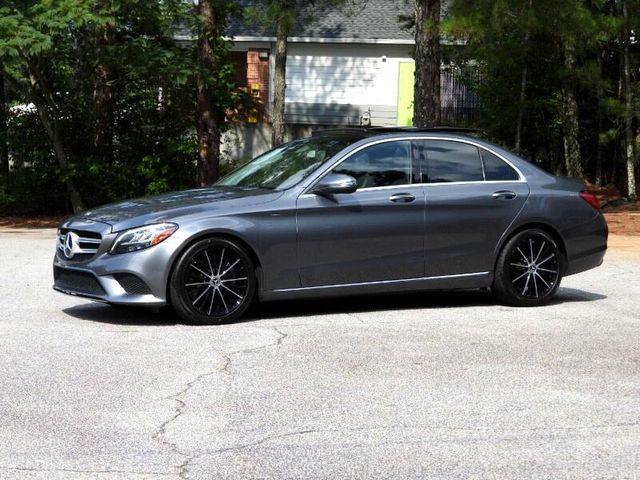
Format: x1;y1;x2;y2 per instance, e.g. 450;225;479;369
1;228;639;479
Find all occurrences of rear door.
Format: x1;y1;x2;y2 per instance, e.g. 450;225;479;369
416;139;530;277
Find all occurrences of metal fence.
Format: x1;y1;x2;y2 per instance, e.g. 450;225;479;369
440;67;481;126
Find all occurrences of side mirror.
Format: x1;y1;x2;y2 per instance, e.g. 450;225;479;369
310;174;357;196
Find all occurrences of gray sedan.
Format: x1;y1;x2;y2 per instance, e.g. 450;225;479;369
53;128;608;324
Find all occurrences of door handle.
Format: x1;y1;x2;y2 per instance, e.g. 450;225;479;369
492;190;517;200
389;193;416;203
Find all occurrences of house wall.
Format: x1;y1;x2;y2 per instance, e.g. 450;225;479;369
222;41;479;163
222;42;416;163
283;43;415;127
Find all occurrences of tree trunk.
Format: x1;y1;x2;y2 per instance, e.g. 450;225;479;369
93;18;114;163
20;70;86;213
621;0;637;199
562;43;584;178
93;63;113;159
515;62;527;155
196;0;221;186
413;0;441;128
32;98;85;212
515;0;532;155
595;54;604;185
271;20;288;147
0;65;8;175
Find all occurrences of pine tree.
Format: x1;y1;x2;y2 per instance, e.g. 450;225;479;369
0;63;7;175
413;0;441;127
245;0;345;147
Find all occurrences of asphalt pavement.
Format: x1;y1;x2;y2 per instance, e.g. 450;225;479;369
0;228;639;479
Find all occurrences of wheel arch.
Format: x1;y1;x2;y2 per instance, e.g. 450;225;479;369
164;230;263;306
495;222;568;274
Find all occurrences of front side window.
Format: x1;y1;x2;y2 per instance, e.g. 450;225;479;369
332;141;412;189
217;136;358;190
421;140;484;183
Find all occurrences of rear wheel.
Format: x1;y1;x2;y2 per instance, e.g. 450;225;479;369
493;229;563;307
170;238;256;324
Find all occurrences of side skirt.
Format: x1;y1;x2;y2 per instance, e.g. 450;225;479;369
259;272;493;301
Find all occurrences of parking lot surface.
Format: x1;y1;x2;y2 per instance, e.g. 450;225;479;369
0;229;639;479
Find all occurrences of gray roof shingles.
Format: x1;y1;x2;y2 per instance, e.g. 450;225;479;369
228;0;414;41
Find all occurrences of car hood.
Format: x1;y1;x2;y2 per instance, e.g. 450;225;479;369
70;186;283;233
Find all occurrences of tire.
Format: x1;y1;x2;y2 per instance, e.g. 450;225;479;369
169;237;256;325
493;229;563;307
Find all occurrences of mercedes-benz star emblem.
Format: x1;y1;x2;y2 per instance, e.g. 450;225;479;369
63;232;80;259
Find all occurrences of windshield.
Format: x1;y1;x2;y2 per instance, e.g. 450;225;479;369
216;136;357;190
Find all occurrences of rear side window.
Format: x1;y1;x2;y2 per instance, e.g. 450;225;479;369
481;149;520;181
422;140;484;183
333;141;412;189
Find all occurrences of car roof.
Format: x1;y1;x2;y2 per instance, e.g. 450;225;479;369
312;126;480;139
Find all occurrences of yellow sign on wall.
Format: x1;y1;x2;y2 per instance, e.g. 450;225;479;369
397;63;415;126
248;83;261;123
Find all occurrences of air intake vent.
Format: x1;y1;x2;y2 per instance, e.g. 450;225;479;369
54;267;106;296
114;273;153;295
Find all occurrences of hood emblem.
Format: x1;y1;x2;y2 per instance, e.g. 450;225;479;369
63;232;81;259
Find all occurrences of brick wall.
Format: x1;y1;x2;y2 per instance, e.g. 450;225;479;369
246;49;270;117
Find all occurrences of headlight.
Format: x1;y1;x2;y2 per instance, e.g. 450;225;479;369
110;223;178;255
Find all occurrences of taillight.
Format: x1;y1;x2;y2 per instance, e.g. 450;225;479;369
579;190;601;211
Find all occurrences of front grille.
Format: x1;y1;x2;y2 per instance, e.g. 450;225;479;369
114;273;152;295
57;229;102;262
54;267;106;296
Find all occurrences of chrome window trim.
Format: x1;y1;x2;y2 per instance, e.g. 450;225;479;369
301;136;527;197
424;179;525;187
272;271;490;293
299;183;423;199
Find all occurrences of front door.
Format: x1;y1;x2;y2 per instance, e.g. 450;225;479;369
296;140;425;287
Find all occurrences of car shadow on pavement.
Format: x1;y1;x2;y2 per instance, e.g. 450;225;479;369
61;287;606;326
62;303;179;326
551;287;608;304
249;287;607;320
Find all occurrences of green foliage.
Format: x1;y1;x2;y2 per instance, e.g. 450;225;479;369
444;0;640;190
197;0;250;124
0;108;66;214
0;0;223;215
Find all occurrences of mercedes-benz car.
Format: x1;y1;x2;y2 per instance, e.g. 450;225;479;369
53;127;608;324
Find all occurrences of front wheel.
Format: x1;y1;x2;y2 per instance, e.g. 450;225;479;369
493;229;563;307
170;238;256;324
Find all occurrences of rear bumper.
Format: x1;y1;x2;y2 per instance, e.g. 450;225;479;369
565;248;606;276
563;213;608;276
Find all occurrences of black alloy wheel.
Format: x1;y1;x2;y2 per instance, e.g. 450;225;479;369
170;238;256;324
493;229;563;306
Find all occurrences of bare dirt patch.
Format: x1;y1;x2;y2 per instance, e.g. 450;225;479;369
607;234;640;262
603;213;640;236
0;216;63;229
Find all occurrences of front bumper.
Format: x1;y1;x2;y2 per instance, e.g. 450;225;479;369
52;230;185;306
53;264;166;306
